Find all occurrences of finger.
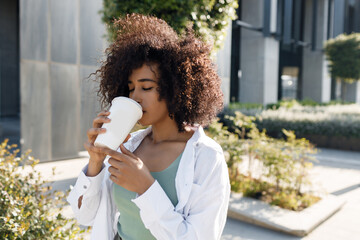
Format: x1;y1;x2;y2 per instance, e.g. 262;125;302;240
84;142;105;154
97;110;110;117
87;128;107;142
108;157;124;169
120;144;138;159
109;174;118;183
123;134;131;144
108;165;121;175
94;110;110;126
92;115;111;128
98;147;125;160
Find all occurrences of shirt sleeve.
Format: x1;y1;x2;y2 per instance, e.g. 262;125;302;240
67;162;107;226
132;149;230;240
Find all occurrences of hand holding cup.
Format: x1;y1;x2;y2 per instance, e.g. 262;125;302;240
84;110;129;161
84;97;142;177
94;97;142;151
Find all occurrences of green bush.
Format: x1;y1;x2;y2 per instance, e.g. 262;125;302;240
206;116;244;174
255;104;360;139
207;112;319;211
100;0;238;52
0;139;87;239
325;33;360;83
226;101;360;139
264;99;353;110
228;102;264;110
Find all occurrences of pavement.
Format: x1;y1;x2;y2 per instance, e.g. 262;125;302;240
34;148;360;240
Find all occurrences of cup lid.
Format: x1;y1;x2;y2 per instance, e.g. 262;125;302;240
111;96;142;110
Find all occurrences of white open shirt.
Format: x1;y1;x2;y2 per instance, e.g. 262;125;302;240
67;126;230;240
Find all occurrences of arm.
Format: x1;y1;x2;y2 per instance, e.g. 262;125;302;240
66;160;108;226
132;149;230;240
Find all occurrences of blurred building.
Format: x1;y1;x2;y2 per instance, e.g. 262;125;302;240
0;0;359;161
230;0;360;105
1;0;106;161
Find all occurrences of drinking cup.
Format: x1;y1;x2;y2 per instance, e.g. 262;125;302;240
94;97;142;150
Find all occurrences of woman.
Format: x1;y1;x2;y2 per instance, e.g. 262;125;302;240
67;13;230;240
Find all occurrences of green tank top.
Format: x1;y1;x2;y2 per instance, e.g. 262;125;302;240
113;153;182;240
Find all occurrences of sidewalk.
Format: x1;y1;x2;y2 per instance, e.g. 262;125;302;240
36;148;360;240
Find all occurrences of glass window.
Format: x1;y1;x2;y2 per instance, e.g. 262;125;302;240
281;67;298;100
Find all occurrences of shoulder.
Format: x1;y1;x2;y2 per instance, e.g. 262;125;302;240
130;127;150;138
123;127;152;151
198;134;223;153
195;134;226;170
192;134;229;186
191;126;225;164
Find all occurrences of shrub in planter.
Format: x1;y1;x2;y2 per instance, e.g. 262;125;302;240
207;112;320;211
206;118;244;180
325;33;360;100
227;99;353;116
225;103;360;139
255;104;360;139
0;139;87;239
224;102;360;150
325;33;360;83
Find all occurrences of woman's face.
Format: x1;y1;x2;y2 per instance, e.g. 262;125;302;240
128;63;169;126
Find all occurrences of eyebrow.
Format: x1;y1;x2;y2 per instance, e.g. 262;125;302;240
128;78;157;84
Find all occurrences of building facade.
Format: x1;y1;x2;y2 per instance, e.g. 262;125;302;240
1;0;107;161
231;0;360;105
0;0;359;161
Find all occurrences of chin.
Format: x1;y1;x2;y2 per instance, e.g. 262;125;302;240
138;119;149;126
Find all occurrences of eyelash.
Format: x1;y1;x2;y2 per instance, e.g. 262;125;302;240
128;87;153;92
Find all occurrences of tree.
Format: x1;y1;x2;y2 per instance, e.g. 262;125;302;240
100;0;238;52
325;33;360;100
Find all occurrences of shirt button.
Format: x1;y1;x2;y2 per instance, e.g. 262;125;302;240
83;185;87;189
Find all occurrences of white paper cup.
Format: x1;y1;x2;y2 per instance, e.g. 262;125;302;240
94;97;142;150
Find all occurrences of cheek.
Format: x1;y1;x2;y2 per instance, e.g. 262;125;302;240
157;102;170;117
147;101;168;117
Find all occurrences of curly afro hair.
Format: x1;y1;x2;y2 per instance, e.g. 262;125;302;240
96;13;223;132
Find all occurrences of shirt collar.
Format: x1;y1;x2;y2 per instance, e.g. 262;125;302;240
124;125;205;153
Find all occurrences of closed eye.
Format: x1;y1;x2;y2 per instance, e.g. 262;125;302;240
128;87;153;92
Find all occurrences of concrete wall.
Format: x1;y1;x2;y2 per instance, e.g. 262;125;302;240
20;0;105;161
301;0;331;103
216;21;232;106
239;0;279;105
343;81;360;103
333;0;345;37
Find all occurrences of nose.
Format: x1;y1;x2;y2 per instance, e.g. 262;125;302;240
129;88;141;104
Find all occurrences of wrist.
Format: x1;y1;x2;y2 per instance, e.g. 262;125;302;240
86;159;104;177
137;177;155;196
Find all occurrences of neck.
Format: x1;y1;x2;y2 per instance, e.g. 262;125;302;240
150;119;181;144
